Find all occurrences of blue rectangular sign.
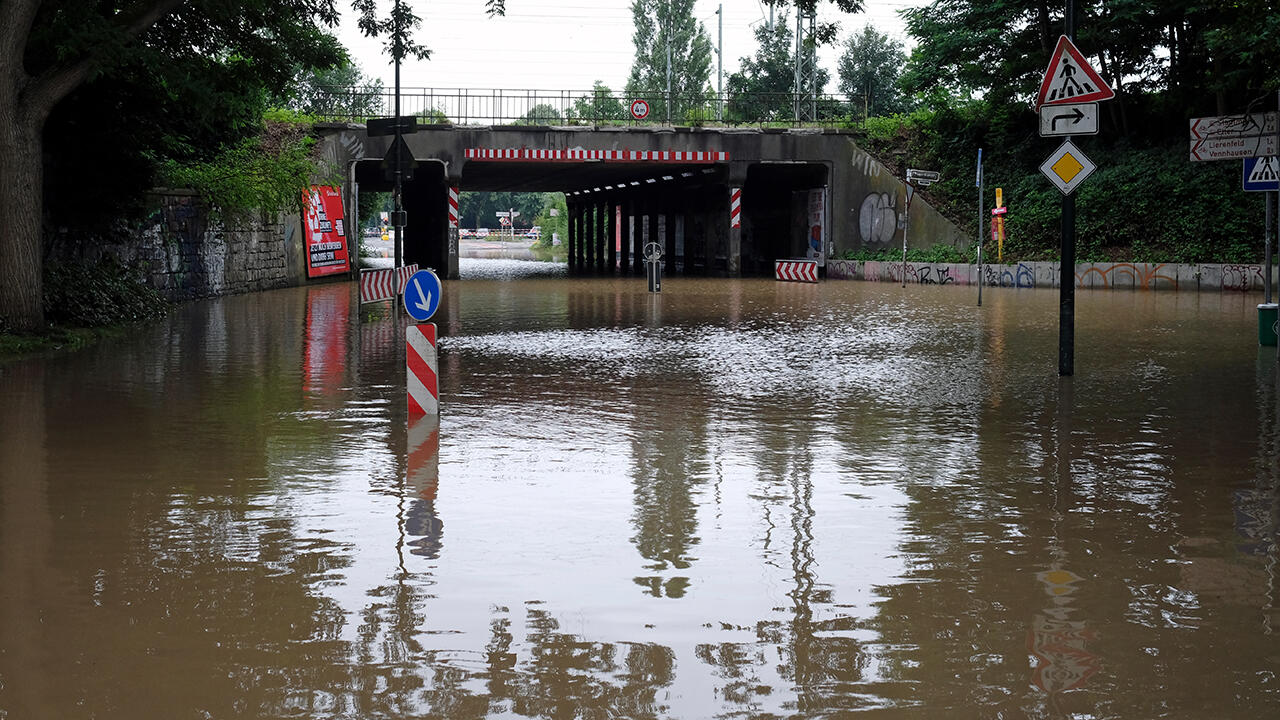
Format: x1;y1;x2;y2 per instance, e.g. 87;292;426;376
1243;156;1280;192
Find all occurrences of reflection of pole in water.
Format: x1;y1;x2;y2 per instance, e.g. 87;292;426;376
405;416;444;558
1027;379;1100;697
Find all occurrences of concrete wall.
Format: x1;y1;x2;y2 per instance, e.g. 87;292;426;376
827;259;1280;292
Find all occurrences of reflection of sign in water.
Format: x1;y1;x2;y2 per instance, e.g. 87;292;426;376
1028;568;1100;693
303;285;350;400
304;185;351;278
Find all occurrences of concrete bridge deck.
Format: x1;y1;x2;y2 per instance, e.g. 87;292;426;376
318;123;965;280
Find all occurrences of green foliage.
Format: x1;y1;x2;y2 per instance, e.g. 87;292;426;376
533;194;568;247
416;108;451;124
160;116;327;220
843;244;969;263
571;82;628;123
837;25;910;119
42;259;170;328
283;59;385;120
518;103;565;125
625;0;714;121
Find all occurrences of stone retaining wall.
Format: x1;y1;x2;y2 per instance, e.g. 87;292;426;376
826;259;1279;292
53;191;309;302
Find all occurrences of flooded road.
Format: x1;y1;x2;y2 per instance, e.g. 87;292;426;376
2;260;1278;718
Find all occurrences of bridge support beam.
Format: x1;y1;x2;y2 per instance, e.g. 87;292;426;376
595;200;607;274
566;202;577;274
628;198;642;276
606;198;618;274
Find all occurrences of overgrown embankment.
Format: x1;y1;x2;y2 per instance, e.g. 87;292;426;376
850;101;1266;265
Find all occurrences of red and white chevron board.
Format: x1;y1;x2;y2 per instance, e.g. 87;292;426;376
447;186;459;229
465;148;729;163
407;323;439;418
730;187;741;228
359;263;419;304
775;259;819;283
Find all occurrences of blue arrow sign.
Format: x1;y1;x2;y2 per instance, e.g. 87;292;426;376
1244;156;1280;192
403;268;442;322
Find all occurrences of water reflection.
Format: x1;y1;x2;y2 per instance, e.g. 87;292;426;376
2;265;1280;717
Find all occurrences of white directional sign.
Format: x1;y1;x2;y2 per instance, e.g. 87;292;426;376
1190;134;1279;162
403;268;442;322
1039;103;1099;136
1244;156;1280;192
1190;112;1278;140
906;168;940;185
1039;140;1096;195
1036;35;1114;109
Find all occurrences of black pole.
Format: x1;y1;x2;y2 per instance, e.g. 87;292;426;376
392;0;403;274
1059;0;1076;377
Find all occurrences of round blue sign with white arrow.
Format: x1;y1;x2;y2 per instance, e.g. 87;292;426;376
403;268;442;322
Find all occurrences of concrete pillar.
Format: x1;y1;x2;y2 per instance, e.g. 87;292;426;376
705;186;723;276
630;198;644;276
567;203;578;274
447;183;461;279
664;195;677;274
606;199;618;273
617;198;630;273
727;183;742;277
586;202;593;271
403;180;453;279
596;200;608;274
647;198;660;275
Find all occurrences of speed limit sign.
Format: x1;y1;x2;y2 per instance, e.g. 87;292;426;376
630;99;650;120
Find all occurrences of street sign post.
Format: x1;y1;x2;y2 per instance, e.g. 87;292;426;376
1040;140;1096;195
1039;103;1099;136
403;268;442;322
1189;113;1280;161
1190;134;1279;162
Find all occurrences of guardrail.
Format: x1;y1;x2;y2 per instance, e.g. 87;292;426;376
306;87;866;127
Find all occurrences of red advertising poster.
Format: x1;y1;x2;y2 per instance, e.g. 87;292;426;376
304;185;351;278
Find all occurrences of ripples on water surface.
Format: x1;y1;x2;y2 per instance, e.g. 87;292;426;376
1;258;1278;718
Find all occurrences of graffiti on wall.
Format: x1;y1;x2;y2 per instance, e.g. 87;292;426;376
984;263;1037;289
1222;264;1264;292
1075;263;1177;290
858;193;902;245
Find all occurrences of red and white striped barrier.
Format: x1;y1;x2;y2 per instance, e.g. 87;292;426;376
465;148;729;163
730;187;741;228
775;259;819;283
360;264;418;305
407;323;439;417
447;187;459;229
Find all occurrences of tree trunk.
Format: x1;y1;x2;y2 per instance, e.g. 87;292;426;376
0;98;45;332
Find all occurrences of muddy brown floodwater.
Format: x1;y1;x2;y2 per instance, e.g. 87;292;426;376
2;258;1279;719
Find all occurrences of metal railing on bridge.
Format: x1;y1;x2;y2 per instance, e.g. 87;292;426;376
306;86;867;128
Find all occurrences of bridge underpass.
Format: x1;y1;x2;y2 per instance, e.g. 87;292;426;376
332;124;966;281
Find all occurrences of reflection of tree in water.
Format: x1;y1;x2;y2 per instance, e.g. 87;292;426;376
629;383;711;598
698;414;870;714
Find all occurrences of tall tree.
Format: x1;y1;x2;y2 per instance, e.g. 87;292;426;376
287;60;387;120
624;0;713;122
725;13;829;122
0;0;347;332
837;25;908;119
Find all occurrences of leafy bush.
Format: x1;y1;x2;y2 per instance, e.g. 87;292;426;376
160;114;329;221
43;260;170;328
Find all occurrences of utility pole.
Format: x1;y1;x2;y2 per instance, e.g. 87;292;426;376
716;4;723;123
665;0;672;125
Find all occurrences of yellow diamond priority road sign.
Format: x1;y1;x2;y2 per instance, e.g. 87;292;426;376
1039;140;1096;195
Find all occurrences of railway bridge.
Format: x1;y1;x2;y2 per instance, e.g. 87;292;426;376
317;122;965;280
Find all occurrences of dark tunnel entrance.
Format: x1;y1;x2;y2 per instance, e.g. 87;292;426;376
353;156;829;280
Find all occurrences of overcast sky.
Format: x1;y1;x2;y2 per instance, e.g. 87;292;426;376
337;0;931;94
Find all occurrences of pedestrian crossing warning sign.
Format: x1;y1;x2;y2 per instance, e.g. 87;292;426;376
1036;35;1114;109
1243;156;1280;192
